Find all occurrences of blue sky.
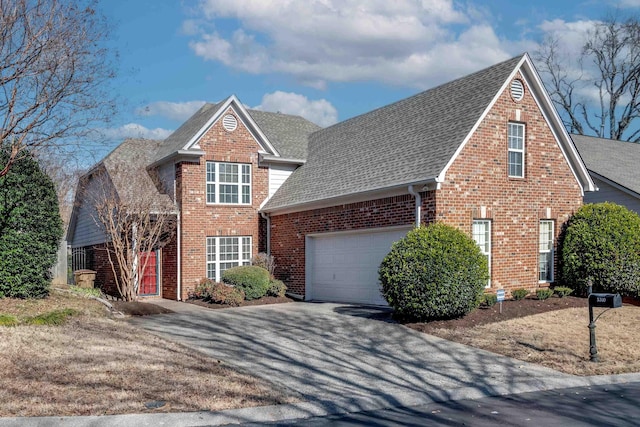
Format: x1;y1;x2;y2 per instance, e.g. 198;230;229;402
97;0;640;154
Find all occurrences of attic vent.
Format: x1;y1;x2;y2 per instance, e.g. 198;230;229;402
222;114;238;132
510;79;524;101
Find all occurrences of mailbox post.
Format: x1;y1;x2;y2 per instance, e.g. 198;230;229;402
587;284;622;362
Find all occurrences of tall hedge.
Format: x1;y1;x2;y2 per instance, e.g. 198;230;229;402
379;223;488;321
0;150;63;299
560;202;640;297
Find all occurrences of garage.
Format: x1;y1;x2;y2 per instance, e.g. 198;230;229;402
305;227;411;305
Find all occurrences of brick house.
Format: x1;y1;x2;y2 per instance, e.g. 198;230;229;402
68;96;320;300
261;53;595;304
68;53;595;303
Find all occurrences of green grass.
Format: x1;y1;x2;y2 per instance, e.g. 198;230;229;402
69;286;102;298
22;309;80;326
0;313;19;327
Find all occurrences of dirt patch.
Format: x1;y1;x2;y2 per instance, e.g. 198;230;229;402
111;301;174;316
187;295;295;310
406;296;587;333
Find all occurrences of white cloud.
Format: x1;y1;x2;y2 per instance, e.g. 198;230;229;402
186;0;530;89
253;91;338;127
135;100;207;122
99;123;174;141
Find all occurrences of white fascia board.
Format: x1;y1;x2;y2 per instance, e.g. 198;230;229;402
519;55;596;195
262;178;438;215
183;95;281;157
438;55;528;183
259;154;306;165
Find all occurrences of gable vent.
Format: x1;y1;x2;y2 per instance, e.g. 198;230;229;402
510;79;524;102
222;114;238;132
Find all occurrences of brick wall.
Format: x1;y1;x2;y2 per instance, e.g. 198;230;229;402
435;71;583;292
161;235;178;300
176;107;269;300
270;192;437;296
269;72;583;299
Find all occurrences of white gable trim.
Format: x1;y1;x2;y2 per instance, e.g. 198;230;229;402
182;95;281;157
437;54;596;195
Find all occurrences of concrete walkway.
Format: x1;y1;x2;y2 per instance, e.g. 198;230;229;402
3;300;640;426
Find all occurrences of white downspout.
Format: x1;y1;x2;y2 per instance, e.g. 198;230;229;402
260;211;271;255
408;185;421;228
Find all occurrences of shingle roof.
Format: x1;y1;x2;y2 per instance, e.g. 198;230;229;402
572;134;640;195
152;101;320;164
102;138;175;211
249;110;320;160
263;55;524;212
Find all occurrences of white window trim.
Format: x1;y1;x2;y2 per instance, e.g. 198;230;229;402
472;219;492;288
508;122;525;178
206;161;252;205
206;236;252;282
539;220;554;283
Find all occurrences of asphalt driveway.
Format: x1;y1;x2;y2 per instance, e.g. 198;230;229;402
128;301;586;414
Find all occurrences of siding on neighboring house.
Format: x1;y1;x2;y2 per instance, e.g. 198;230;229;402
585;175;640;214
269;164;297;198
69;174;107;248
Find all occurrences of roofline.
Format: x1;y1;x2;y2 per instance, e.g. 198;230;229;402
182;95;281;158
438;53;596;195
262;178;440;215
588;170;640;197
147;149;206;169
259;154;306;165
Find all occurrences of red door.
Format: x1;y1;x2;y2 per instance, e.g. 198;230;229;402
139;251;158;295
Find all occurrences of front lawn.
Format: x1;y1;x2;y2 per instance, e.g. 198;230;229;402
0;288;295;417
407;296;640;376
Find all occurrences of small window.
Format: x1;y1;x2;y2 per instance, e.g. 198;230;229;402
508;122;525;178
206;161;251;205
539;220;554;282
206;236;252;282
472;220;491;288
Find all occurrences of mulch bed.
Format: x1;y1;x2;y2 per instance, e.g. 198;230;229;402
405;296;588;334
187;296;295;309
111;301;174;316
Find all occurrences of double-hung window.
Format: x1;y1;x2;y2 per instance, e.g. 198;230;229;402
508;122;525;178
472;220;491;287
539;220;554;282
206;162;251;205
206;236;252;282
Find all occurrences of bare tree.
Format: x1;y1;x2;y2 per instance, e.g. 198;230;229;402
88;162;176;301
536;15;640;141
0;0;116;177
39;154;83;232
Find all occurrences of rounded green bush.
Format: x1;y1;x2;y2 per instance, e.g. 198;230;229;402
560;202;640;297
378;223;489;321
267;279;287;297
221;266;270;300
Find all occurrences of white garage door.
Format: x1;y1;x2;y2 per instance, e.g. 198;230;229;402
306;227;410;305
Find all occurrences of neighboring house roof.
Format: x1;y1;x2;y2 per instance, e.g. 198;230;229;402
262;54;595;214
66;138;176;242
572;134;640;196
151;97;320;166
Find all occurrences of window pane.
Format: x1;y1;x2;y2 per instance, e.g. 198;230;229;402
242;165;251;184
242;237;251;262
219;163;238;183
220;185;238;203
242;185;250;204
220;237;239;261
508;152;523;177
539;221;554;281
206;162;216;182
220;262;239;276
207;184;216;203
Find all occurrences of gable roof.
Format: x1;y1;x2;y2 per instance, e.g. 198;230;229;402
151;97;320;166
263;54;594;214
572;134;640;196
